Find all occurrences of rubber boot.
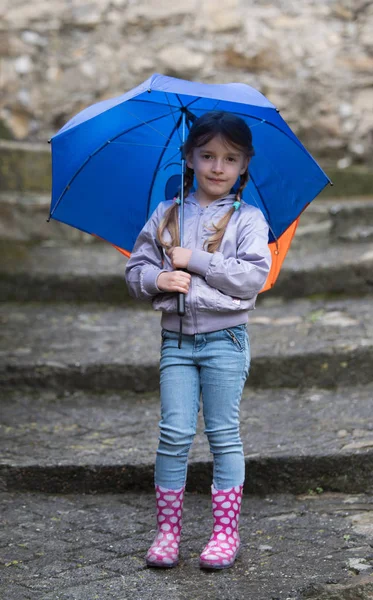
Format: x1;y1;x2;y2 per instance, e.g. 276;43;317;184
199;484;243;569
146;485;184;567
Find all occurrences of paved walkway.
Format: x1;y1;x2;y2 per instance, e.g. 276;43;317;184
1;490;373;600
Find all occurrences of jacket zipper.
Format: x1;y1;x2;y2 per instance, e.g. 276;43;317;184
191;206;204;333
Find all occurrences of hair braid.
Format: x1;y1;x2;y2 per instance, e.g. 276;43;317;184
182;166;194;201
205;206;235;253
235;170;249;202
157;202;179;250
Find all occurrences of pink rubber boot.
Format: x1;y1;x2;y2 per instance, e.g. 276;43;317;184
199;484;243;569
145;485;184;568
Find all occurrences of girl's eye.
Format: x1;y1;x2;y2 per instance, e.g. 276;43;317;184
202;154;212;159
227;157;236;162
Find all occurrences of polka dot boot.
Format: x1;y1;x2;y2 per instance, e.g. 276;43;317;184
199;484;243;570
145;485;184;568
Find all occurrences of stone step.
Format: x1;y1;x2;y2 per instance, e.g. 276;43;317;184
328;198;373;243
0;191;94;244
294;196;373;245
1;238;373;303
1;385;373;495
1;297;372;391
1;489;372;600
1;190;373;245
2;139;373;199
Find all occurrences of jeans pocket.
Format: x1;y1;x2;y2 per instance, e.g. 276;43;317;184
225;327;245;351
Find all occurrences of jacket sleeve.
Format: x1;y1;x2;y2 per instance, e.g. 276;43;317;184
187;211;272;299
124;204;167;300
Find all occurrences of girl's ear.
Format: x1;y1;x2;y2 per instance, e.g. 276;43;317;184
186;152;194;170
240;157;250;175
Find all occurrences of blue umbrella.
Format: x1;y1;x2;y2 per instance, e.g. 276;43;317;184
49;73;331;293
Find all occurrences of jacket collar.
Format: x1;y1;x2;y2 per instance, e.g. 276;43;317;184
185;192;237;208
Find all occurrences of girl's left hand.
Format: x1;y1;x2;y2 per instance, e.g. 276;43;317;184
168;247;193;269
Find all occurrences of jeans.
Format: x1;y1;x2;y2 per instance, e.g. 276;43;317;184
154;324;250;490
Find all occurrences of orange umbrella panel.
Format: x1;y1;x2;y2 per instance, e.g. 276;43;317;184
260;217;299;293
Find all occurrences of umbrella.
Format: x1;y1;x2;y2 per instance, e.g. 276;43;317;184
49;72;331;297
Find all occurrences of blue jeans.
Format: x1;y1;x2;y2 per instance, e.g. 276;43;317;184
154;324;250;490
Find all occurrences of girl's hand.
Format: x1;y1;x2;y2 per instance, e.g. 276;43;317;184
157;270;191;294
168;247;192;269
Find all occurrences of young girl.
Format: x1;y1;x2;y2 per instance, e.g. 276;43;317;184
125;111;271;570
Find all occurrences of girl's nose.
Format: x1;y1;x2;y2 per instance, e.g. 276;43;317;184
212;160;224;173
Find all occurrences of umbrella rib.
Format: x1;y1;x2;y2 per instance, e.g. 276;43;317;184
170;101;328;180
106;111;176;144
167;101;295;147
129;97;181;110
249;119;267;128
175;94;185;108
177;99;270;124
146;118;182;219
110;141;179;150
183;97;201;110
49;112;175;220
157;148;182;171
119;105;178;140
210;100;221;112
175;94;202;115
246;172;277;243
165;93;183;144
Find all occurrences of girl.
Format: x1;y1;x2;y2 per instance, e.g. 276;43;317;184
125;111;271;570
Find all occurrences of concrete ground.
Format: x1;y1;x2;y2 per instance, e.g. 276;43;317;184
1;490;373;600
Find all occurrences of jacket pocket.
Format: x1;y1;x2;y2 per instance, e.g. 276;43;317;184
152;293;178;313
195;278;219;311
216;291;255;312
195;277;255;312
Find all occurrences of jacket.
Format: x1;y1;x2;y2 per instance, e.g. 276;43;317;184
124;193;272;334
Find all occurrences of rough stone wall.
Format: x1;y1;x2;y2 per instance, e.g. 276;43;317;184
0;0;372;167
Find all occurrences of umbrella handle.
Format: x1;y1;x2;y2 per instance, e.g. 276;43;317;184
177;266;187;317
177;293;185;317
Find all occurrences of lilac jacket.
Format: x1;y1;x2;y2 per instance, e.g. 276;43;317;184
125;193;271;334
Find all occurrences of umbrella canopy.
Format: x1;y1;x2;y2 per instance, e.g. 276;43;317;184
49;73;331;291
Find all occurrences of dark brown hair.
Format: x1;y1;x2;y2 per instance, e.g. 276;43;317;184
157;111;254;253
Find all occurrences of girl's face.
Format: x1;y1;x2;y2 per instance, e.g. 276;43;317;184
186;135;249;205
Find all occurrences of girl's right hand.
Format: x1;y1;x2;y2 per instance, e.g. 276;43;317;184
157;271;191;294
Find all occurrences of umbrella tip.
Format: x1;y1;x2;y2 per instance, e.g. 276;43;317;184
48;138;51;144
329;181;334;186
275;108;280;113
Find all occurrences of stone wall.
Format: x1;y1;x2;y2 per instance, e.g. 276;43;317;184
0;0;372;167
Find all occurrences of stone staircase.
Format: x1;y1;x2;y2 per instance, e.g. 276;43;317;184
1;188;373;599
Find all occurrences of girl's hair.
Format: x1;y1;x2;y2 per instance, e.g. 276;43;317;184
157;111;254;254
